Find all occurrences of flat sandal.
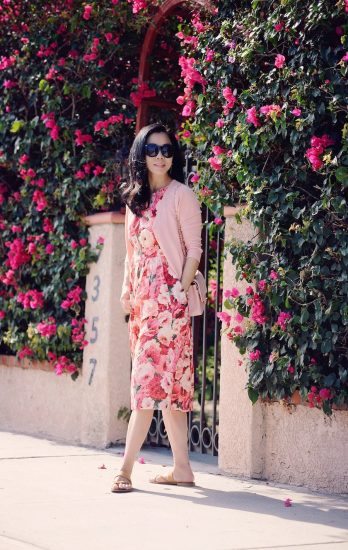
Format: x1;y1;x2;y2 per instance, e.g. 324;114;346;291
149;471;195;487
111;471;133;493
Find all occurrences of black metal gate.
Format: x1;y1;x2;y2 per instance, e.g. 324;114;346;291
146;148;223;456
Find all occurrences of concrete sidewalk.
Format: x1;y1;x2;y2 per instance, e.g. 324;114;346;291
0;431;347;550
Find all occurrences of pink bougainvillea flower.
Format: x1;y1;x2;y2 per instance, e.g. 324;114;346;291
19;154;29;165
83;4;93;19
182;130;191;138
11;225;22;233
274;21;284;32
75;129;93;146
205;48;215;61
176;95;185;105
234;312;244;323
276;311;292;330
222;86;237;109
32;189;48;211
18;346;34;359
43;218;53;232
74;170;86;180
284;498;292;507
182;100;196;117
269;270;279;280
54;355;77;376
215;119;225;128
45;244;55;254
0;55;16;71
5;238;31;269
305;146;324;170
37;319;57;337
260;104;282;118
251;297;267;324
214;217;223;225
249;349;261;361
208;156;223;171
246;106;261;127
50;124;59;141
319;388;331;400
291;108;302;116
200;186;212;197
311;135;334;148
341;52;348;62
216;311;232;325
305;134;334;171
61;286;83;310
224;287;239;298
212;145;226;155
0;310;5;320
246;286;254;295
17;290;44;310
287;364;295;374
179;55;207;93
258;279;267;291
3;79;18;88
275;54;286;68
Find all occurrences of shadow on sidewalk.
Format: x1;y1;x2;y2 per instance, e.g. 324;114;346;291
130;486;348;532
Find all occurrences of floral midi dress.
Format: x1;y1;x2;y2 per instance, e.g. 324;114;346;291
128;185;194;411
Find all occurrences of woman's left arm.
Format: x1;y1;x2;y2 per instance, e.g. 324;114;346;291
178;186;203;293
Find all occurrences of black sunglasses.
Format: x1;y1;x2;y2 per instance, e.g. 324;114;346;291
144;143;174;158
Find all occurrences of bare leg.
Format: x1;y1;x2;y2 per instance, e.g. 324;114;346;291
112;409;153;491
120;409;153;475
162;409;194;482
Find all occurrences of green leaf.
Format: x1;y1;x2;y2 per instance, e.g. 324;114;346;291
300;308;309;323
248;386;259;404
335;167;348;186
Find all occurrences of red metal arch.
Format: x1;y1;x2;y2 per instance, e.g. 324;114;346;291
136;0;211;133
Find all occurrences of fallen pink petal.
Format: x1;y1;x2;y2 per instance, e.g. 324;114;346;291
284;498;293;507
138;456;146;464
98;464;107;469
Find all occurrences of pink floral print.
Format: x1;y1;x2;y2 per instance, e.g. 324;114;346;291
128;185;193;411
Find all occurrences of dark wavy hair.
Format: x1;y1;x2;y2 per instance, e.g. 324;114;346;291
120;123;185;216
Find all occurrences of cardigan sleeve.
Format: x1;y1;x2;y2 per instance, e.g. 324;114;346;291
120;206;131;314
177;185;203;263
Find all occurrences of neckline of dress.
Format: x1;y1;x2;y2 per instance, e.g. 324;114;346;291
151;179;174;194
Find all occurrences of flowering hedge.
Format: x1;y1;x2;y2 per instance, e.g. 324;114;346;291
0;0;168;375
177;0;348;414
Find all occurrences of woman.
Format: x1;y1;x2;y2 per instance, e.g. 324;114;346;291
111;123;202;493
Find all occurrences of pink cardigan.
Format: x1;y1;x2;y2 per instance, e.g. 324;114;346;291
120;179;203;313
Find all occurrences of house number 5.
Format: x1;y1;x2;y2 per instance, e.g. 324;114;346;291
90;316;99;344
